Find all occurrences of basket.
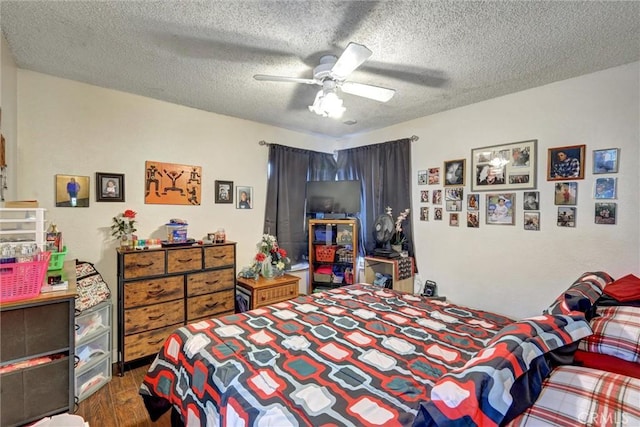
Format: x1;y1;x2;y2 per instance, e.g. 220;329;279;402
0;251;51;302
336;248;353;263
48;246;68;271
315;245;337;262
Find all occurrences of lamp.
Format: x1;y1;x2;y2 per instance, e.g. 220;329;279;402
308;80;346;118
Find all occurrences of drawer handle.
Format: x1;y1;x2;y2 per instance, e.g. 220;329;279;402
213;254;227;259
205;280;220;285
148;338;164;346
147;289;165;297
148;313;165;320
205;301;219;309
177;258;193;263
136;262;154;268
261;295;266;301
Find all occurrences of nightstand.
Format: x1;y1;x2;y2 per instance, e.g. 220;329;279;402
363;256;414;293
236;273;301;310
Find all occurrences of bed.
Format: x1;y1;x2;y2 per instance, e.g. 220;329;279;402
140;274;640;426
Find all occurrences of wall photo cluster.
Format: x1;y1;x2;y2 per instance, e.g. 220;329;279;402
417;140;621;228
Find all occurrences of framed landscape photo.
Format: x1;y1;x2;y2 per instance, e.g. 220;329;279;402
486;193;515;225
215;180;233;204
471;139;537;192
96;172;124;202
547;144;586;181
593;148;619;174
443;159;465;187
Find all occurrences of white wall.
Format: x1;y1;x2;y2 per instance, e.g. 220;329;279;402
348;62;640;318
1;33;18;202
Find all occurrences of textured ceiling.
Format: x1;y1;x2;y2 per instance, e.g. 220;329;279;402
1;1;639;138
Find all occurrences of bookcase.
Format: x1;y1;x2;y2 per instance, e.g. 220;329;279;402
308;218;358;293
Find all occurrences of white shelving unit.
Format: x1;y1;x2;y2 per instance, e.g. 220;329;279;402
0;208;47;251
74;300;112;403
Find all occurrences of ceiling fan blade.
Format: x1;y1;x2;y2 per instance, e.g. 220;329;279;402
340;81;395;102
253;75;318;85
330;42;372;80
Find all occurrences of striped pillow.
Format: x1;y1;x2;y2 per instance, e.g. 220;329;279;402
579;305;640;364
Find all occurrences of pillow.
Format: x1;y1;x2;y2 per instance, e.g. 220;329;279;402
578;305;640;364
544;271;613;316
603;273;640;302
413;314;592;427
573;349;640;379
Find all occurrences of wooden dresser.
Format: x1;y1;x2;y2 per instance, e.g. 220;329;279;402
116;242;236;374
236;273;300;310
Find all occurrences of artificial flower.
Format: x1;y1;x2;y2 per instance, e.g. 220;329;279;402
111;209;137;240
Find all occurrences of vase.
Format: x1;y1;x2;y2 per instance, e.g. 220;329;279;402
261;256;274;278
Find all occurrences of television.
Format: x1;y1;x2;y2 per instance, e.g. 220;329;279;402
306;180;361;216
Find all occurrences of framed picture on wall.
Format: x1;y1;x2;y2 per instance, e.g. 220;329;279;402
443;159;465;187
428;167;440;185
236;186;253;209
594;177;617;199
595;202;616;225
55;174;90;207
486;193;515;225
557;207;576;227
524;212;540;230
417;170;427;185
215;180;233;204
547;144;586;181
554;182;577;205
471;139;537;191
593;148;619;174
96;172;124;202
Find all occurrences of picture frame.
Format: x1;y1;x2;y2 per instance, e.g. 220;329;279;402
417;170;427;185
443;159;466;187
593;148;619;174
557;207;576;227
471;139;537;192
236;186;253;209
445;200;462;212
554;182;577;205
523;191;539;210
445;187;463;201
547;144;586;181
96;172;124;202
594;177;617;199
467;194;479;211
428;167;440;185
420;207;429;221
449;213;460;227
420;190;429;203
55;174;90;207
467;212;479;228
432;190;442;205
595;202;616;225
215;180;233;204
434;207;443;221
486;193;515;225
524;212;540;230
145;161;202;205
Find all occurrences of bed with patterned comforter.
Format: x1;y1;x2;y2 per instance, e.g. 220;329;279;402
139;284;514;426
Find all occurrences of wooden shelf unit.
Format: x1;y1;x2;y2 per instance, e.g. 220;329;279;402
363;256;415;294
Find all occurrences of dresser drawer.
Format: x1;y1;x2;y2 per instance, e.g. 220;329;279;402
125;299;184;335
123;251;165;279
187;290;234;321
124;276;184;308
187;269;235;297
204;245;235;269
255;283;298;307
124;324;178;362
168;248;202;273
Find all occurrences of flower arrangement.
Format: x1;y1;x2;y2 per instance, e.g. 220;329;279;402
111;209;137;240
241;234;290;278
391;208;410;246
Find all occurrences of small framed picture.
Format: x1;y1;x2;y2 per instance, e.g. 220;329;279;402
432;190;442;205
96;172;124;202
445;200;462;212
554;182;577;205
547;144;586;181
236;186;252;209
420;207;429;221
420;190;429;203
434;207;443;221
594;177;617;199
557;207;576;227
55;174;90;207
443;159;466;187
524;212;540;230
449;213;460;227
523;191;539;210
593;148;619;174
418;170;427;185
428;167;440;185
445;187;463;201
595;202;616;224
215;180;233;204
467;212;479;228
486;193;515;225
467;194;479;211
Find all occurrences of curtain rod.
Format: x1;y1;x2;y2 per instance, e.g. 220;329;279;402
260;135;418;146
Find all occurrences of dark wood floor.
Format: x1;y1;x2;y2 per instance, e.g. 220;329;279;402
75;362;172;427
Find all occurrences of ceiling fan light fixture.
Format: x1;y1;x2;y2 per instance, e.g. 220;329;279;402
308;89;346;118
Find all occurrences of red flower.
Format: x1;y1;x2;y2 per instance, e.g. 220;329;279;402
278;248;287;258
255;252;266;262
123;209;137;219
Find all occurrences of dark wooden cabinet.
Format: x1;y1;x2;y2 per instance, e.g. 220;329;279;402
0;277;76;427
117;243;236;374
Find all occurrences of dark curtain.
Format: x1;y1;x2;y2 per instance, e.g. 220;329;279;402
336;138;414;257
264;144;336;264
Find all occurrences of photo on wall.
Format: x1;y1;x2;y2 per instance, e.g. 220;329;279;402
55;174;90;207
236;186;253;209
594;177;617;199
145;161;202;205
595;202;616;225
554;182;577;205
96;172;124;202
557;207;576;227
428;168;440;185
486;193;515;225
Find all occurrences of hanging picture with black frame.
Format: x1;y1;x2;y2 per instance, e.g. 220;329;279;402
471;139;537;192
96;172;125;202
215;180;233;204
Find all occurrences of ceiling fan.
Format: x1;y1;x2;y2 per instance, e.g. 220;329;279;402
253;42;396;118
